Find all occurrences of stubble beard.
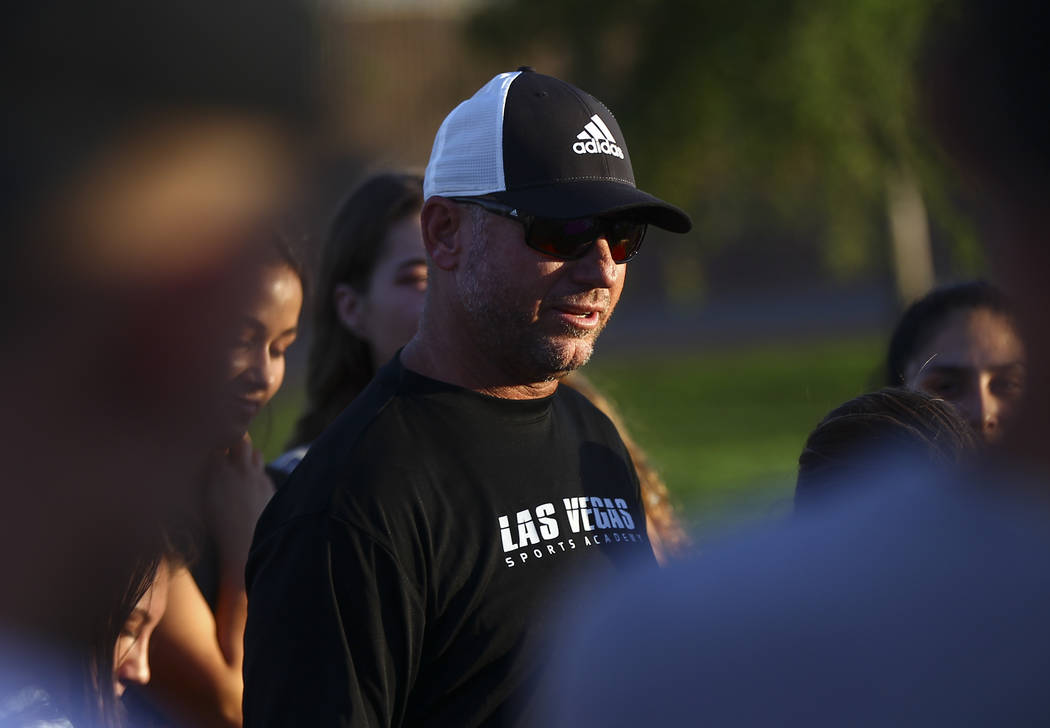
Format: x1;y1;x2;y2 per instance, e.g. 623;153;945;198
459;209;606;382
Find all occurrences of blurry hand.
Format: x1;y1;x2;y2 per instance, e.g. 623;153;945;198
204;434;274;575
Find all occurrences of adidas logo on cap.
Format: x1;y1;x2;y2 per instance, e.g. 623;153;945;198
572;114;625;159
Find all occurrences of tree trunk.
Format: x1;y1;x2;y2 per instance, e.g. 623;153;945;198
886;166;935;305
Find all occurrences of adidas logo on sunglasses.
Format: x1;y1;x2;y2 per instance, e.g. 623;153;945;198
572;114;625;159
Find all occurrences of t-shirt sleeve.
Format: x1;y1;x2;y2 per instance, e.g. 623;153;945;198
243;513;425;727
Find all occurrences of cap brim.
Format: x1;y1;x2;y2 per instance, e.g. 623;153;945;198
489;181;692;234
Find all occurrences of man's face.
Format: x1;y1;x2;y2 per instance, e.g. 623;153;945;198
456;205;627;382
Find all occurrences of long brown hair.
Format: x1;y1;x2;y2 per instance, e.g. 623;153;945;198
287;172;423;448
52;533;183;728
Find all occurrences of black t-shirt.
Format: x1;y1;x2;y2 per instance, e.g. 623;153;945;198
243;357;654;727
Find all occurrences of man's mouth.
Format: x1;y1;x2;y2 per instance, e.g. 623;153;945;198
551;304;603;329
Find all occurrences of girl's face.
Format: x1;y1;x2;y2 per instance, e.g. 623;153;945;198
905;307;1025;442
220;262;302;444
113;559;170;697
337;214;427;369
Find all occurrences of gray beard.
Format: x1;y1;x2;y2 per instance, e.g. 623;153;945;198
458;208;600;382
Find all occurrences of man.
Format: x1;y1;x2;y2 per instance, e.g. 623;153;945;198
242;68;691;726
538;2;1050;725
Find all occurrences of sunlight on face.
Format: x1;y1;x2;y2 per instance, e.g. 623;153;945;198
221;262;302;444
905;308;1025;442
457;208;626;382
113;559;171;697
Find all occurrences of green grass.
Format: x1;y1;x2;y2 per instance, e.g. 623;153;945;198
252;334;883;531
583;336;883;527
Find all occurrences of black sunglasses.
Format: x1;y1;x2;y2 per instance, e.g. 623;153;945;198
449;196;647;263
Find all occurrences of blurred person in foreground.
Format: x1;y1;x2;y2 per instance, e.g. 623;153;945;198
795;388;978;507
269;172;690;562
886;280;1023;443
243;67;692;726
537;1;1050;725
0;0;315;724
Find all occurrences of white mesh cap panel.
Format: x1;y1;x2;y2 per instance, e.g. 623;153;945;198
423;71;520;200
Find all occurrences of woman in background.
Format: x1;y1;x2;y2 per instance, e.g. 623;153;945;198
886;280;1024;443
271;172;426;479
271;172;689;563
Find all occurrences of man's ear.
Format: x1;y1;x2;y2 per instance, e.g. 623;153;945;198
421;197;465;271
333;283;368;337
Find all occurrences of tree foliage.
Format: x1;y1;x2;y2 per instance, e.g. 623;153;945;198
467;0;979;287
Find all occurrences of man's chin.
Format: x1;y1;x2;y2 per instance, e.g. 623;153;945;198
535;336;596;377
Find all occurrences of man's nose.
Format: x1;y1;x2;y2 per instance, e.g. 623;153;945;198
570;237;620;288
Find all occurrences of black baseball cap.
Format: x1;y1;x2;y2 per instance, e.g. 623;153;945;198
423;68;691;234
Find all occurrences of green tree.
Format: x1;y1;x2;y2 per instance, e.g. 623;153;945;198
467;0;981;301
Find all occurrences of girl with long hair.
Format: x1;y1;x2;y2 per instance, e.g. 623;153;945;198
126;239;304;728
271;172;426;477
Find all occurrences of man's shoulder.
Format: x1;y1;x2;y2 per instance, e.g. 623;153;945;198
256;370;432;526
552;383;628;445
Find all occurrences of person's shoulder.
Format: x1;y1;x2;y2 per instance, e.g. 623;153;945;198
318;357;406;439
266;444;310;489
259;364;446;534
553;382;626;444
269;445;310;475
553;382;604;421
298;356;424;469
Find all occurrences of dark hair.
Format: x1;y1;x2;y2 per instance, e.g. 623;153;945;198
796;387;978;506
57;534;185;728
91;555;164;725
287;172;424;448
885;280;1014;386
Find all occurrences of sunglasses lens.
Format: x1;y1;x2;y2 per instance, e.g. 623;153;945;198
528;218;597;259
526;217;646;262
606;220;646;263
